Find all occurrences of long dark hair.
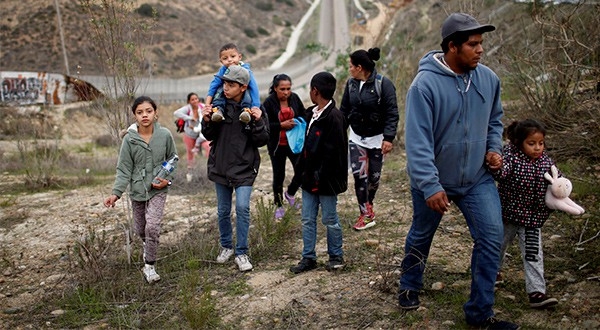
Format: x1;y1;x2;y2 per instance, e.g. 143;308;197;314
187;92;198;103
268;73;292;94
349;47;381;73
505;119;546;148
131;95;157;114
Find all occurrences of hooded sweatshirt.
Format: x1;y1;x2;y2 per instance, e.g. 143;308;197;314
404;51;503;200
111;122;178;201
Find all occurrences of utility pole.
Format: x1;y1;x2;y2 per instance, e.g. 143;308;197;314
54;0;70;76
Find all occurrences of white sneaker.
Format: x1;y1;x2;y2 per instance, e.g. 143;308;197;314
186;173;193;182
235;254;253;272
142;264;160;283
216;247;234;263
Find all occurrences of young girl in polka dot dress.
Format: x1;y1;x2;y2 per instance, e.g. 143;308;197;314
492;119;559;309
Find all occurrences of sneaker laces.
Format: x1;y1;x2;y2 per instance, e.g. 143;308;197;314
366;203;375;218
353;214;367;227
237;254;249;264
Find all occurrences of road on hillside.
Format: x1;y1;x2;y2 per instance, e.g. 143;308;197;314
80;0;351;103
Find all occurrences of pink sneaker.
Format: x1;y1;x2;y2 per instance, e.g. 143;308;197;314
366;202;375;219
353;213;376;231
284;191;299;209
275;207;285;220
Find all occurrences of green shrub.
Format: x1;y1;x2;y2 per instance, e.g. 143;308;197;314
245;44;256;55
94;134;116;147
276;0;295;6
257;26;269;36
255;2;273;11
248;198;300;263
136;4;157;18
244;28;257;38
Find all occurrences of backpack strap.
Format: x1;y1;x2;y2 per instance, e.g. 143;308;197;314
374;74;383;105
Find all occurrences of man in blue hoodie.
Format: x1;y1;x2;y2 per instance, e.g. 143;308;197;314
398;13;518;330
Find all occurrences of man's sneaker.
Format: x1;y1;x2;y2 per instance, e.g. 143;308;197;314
398;289;420;310
142;264;161;283
211;108;224;122
468;317;519;330
239;109;252;124
353;214;376;230
325;256;345;271
216;247;234;263
495;272;504;286
235;254;253;272
289;257;317;274
284;191;298;208
275;207;285;220
186;173;193;183
529;292;558;309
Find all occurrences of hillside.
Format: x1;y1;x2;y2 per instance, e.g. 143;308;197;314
0;1;598;329
0;0;311;78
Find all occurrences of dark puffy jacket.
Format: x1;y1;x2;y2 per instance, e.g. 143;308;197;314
202;97;269;187
297;101;348;196
339;69;399;142
261;91;306;156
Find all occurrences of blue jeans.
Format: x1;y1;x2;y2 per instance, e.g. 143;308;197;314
215;183;252;256
300;189;343;260
400;178;503;325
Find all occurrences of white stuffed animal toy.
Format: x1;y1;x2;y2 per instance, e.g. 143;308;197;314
544;165;585;215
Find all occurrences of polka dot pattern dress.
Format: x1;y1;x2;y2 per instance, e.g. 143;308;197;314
493;143;555;228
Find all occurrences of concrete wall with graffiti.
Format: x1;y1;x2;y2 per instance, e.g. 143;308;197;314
1;71;102;106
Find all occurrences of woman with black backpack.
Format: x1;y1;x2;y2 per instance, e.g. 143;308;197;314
340;48;399;231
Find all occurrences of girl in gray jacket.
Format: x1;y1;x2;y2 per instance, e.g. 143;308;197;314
104;96;178;283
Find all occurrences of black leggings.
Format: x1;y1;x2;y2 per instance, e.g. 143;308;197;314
349;141;383;213
269;145;302;206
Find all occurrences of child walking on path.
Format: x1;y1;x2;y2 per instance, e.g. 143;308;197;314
492;119;559;309
289;72;348;274
201;65;269;272
104;96;178;283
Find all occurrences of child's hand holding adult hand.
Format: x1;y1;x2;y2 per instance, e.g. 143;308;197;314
485;152;502;170
250;106;262;120
202;105;213;122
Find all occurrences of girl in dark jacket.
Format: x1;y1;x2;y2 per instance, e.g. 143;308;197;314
340;47;399;230
261;74;307;219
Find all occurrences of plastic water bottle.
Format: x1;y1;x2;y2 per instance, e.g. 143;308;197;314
152;155;179;184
